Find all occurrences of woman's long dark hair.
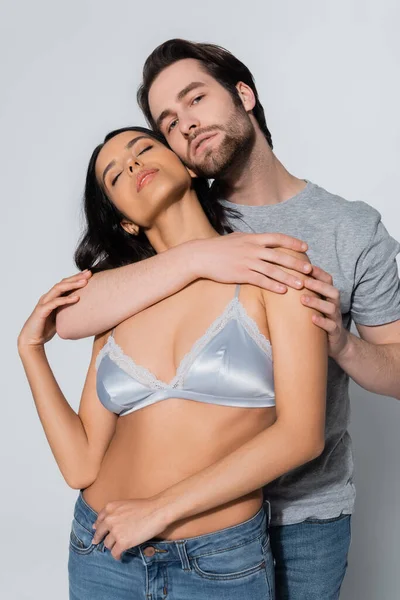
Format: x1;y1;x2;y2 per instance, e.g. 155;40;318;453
75;126;237;273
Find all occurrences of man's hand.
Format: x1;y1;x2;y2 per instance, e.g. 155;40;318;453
91;498;169;561
192;232;312;293
301;265;350;359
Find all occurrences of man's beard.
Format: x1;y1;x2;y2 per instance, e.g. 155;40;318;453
186;106;255;179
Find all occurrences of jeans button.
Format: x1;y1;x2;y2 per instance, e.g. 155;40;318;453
143;546;156;557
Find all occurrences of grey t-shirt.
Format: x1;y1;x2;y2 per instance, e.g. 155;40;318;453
220;181;400;526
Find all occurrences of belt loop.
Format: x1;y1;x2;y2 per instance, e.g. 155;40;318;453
264;499;271;526
138;546;148;567
176;541;191;571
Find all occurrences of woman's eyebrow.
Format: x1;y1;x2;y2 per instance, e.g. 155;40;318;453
125;135;151;150
102;136;153;184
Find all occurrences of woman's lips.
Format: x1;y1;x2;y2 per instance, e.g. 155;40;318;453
136;169;159;192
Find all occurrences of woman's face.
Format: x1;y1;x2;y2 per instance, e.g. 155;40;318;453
95;130;193;232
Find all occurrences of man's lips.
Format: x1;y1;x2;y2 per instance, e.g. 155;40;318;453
192;132;218;156
136;169;159;192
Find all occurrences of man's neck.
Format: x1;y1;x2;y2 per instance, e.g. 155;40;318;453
219;128;307;206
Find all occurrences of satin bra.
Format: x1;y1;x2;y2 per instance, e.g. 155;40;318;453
95;284;275;416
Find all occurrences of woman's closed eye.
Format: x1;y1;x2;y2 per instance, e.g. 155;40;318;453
111;173;121;186
137;144;153;156
110;145;153;186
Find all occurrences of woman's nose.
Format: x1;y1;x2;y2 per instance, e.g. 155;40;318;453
127;156;142;173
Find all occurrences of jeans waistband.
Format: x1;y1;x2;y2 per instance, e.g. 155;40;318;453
74;491;268;562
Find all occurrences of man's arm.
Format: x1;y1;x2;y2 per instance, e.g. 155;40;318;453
335;321;400;400
56;233;312;339
302;272;400;400
302;205;400;400
344;208;400;398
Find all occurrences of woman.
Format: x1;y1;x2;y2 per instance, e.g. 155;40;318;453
18;126;327;600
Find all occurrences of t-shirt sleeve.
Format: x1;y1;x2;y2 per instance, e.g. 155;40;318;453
351;208;400;326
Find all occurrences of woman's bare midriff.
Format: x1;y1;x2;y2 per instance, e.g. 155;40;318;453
83;399;276;539
83;280;275;539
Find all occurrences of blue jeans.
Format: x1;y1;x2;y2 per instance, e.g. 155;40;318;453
268;510;351;600
68;492;275;600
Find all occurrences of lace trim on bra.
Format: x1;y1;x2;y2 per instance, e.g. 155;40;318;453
96;336;168;389
96;297;272;390
235;300;273;358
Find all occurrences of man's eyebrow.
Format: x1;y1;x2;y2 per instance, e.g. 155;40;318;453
177;81;206;102
102;135;152;184
156;82;206;130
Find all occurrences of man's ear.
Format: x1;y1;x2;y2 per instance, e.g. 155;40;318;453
235;81;256;112
121;220;140;236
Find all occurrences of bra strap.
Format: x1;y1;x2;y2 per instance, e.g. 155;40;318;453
234;283;241;299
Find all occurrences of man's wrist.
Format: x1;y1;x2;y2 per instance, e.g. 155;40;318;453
335;331;357;366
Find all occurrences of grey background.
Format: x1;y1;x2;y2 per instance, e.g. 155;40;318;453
1;1;399;598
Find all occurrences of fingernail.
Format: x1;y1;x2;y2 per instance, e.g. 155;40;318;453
303;264;311;271
301;243;307;250
303;296;309;302
78;279;86;284
296;280;303;287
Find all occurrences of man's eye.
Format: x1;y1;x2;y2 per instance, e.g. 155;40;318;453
137;145;153;156
192;95;204;105
111;173;121;186
168;119;178;133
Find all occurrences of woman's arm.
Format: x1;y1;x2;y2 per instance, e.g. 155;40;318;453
153;249;328;523
18;274;117;489
56;233;312;340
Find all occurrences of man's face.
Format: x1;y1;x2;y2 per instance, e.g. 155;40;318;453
148;59;255;178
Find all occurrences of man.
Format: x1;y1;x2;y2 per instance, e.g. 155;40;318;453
57;40;400;599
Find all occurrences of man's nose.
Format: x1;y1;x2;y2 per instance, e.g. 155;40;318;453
180;117;200;138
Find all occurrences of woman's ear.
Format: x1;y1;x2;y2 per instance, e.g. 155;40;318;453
121;220;140;236
186;167;198;179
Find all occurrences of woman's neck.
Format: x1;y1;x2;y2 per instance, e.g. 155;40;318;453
145;188;220;253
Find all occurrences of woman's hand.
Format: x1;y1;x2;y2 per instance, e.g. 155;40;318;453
301;265;350;360
92;498;169;561
18;271;92;351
